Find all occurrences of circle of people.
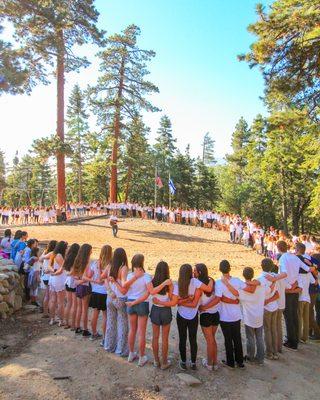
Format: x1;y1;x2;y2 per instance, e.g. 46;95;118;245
1;225;320;371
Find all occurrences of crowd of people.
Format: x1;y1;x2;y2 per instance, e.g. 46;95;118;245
0;224;319;371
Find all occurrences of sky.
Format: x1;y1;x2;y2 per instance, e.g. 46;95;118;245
0;0;271;166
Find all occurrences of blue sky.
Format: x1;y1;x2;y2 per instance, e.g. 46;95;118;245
0;0;271;165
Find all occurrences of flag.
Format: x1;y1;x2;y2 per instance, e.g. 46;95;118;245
169;178;176;195
156;176;163;188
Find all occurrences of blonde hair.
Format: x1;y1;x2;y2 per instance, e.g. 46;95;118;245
99;245;112;270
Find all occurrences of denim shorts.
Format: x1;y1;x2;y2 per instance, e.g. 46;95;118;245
127;300;149;316
150;305;172;326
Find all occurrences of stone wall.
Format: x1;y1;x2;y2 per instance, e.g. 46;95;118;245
0;257;24;319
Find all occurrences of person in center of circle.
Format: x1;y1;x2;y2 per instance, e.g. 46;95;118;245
124;254;152;367
173;263;212;371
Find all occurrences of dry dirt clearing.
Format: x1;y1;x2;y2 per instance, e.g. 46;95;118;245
1;218;320;400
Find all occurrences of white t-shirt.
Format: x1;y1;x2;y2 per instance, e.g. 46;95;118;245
153;292;171;308
238;285;267;328
199;291;220;314
279;252;310;285
258;272;278;312
173;278;203;320
298;273;315;303
90;260;107;294
127;272;152;300
273;274;291;310
215;277;246;322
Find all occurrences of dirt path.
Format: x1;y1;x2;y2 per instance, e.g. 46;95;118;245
1;219;320;399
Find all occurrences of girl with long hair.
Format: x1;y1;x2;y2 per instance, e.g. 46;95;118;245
48;241;68;326
105;247;129;356
39;240;58;317
63;243;81;329
173;263;211;370
124;254;151;367
71;243;93;337
195;263;220;371
85;245;112;343
147;261;176;370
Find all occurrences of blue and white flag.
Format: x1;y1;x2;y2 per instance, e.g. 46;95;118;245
169;178;176;195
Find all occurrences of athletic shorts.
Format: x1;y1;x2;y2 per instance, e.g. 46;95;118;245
127;300;149;316
89;292;107;311
200;312;220;327
150;305;172;326
65;284;76;293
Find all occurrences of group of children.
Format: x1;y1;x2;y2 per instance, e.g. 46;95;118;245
1;227;319;371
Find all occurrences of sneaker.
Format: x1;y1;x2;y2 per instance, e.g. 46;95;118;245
190;362;197;371
100;339;105;347
153;361;160;368
49;319;55;326
138;355;148;367
237;363;245;369
299;339;307;344
283;342;298;351
309;335;320;341
212;364;219;371
266;353;274;360
273;353;279;360
75;328;83;334
31;301;40;307
90;333;103;341
222;360;235;369
160;360;172;370
179;361;187;370
202;358;213;371
128;352;138;363
82;329;91;337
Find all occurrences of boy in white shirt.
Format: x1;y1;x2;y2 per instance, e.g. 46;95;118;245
222;267;266;365
215;260;257;369
258;258;280;360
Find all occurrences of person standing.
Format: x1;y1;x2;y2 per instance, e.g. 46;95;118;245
277;240;313;350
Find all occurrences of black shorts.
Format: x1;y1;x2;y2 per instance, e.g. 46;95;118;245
150;305;172;326
65;284;76;293
200;312;220;327
89;292;107;311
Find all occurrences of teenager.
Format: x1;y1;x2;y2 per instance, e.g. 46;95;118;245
215;260;257;369
87;245;112;343
73;243;93;337
124;254;152;366
196;263;220;371
63;243;80;329
147;261;175;370
110;211;119;237
277;240;313;350
0;229;12;259
26;247;41;306
48;241;68;326
173;263;211;370
105;248;129;356
39;240;57;317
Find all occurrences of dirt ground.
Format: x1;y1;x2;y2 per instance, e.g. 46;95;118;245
1;218;320;400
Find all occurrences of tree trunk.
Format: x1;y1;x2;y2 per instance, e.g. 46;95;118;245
56;30;66;207
124;166;132;202
280;167;289;234
77;129;82;202
109;57;125;202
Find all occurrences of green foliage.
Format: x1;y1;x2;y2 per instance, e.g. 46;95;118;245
202;132;215;166
239;0;320;115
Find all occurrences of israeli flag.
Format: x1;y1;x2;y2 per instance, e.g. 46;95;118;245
169;178;176;195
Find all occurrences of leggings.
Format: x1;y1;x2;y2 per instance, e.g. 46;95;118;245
176;312;198;363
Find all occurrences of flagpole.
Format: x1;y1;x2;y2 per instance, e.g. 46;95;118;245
169;171;171;209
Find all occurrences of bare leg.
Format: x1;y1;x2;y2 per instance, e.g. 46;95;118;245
75;297;82;328
82;295;90;330
128;314;138;353
91;308;99;335
152;324;160;364
70;292;77;329
49;291;57;320
137;315;148;357
161;323;171;365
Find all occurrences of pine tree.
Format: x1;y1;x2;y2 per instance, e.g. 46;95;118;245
239;0;320;114
154;115;176;204
66;84;90;202
120;115;154;203
89;24;159;202
1;0;104;205
202;132;215;166
195;160;220;209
